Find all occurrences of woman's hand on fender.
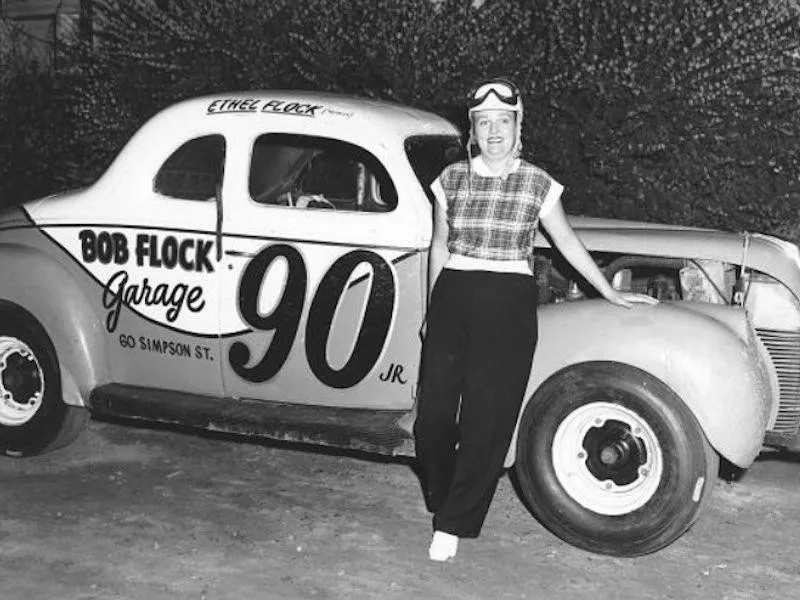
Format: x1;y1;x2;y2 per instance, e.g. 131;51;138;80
603;290;659;308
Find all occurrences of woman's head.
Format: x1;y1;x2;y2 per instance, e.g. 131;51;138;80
467;77;523;162
471;110;517;161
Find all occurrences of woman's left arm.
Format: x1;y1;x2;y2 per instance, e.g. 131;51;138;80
540;199;658;308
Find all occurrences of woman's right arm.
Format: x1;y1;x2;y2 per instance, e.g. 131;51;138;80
428;180;450;301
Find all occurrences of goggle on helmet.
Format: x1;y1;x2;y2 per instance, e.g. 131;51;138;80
467;77;522;114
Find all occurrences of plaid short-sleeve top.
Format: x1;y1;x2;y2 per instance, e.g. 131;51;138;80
438;159;561;261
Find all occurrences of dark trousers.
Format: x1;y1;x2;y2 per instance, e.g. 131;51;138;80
414;269;538;538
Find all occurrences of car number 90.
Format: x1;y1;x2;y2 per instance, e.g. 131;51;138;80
230;244;396;389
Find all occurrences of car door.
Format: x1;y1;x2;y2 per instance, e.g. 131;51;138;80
218;132;426;410
96;133;226;396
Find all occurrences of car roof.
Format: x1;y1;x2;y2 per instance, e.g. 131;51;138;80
150;90;461;141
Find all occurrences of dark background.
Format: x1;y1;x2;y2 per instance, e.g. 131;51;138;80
1;0;799;237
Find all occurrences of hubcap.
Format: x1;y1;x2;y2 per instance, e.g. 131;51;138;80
0;337;45;426
552;401;663;515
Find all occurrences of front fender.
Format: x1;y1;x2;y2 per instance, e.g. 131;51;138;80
0;241;109;407
506;300;773;469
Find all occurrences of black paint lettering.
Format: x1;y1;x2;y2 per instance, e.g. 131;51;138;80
135;234;150;267
194;240;214;273
80;230;131;265
179;239;194;270
150;282;168;306
229;244;307;383
239;98;258;111
148;235;162;267
137;336;192;357
102;270;127;332
229;248;397;388
306;250;395;389
161;236;178;268
163;284;186;322
134;234;213;273
101;270;206;333
390;364;407;384
80;229;96;263
97;231;114;264
112;233;129;264
186;286;205;313
378;363;407;384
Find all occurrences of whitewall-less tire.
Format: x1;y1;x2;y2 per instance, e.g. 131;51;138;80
515;361;719;556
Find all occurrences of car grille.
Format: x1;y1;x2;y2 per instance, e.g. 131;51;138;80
757;328;800;435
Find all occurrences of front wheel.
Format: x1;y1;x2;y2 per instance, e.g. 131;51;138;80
515;361;718;556
0;305;88;457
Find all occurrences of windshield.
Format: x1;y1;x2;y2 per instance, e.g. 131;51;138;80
405;135;464;203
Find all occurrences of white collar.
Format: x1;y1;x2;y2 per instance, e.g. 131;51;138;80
472;155;520;178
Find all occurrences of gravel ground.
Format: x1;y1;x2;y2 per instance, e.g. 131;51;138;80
1;418;799;600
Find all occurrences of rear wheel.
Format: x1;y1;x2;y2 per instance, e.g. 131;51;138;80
515;361;718;556
0;306;87;456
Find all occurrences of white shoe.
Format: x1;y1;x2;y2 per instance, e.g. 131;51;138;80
428;531;458;561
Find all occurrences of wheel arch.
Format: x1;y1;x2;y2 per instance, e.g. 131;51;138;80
0;245;110;407
506;300;773;469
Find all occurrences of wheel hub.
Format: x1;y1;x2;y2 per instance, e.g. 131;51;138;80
0;337;45;426
551;401;663;516
583;420;648;486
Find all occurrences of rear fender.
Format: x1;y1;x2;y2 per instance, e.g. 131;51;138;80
506;300;773;469
0;244;109;406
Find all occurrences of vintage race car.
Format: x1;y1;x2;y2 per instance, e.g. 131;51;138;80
0;91;794;556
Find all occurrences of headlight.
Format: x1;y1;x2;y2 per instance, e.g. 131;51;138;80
745;271;800;331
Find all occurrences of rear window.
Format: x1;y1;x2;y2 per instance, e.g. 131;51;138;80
154;135;225;201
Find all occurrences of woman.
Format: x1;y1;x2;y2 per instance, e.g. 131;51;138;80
414;77;656;562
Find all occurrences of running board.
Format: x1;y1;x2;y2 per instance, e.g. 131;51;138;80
89;384;416;457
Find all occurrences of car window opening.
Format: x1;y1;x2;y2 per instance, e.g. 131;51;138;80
154;135;226;201
249;134;397;213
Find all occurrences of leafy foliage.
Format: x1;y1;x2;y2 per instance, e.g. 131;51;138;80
523;0;800;237
1;0;798;238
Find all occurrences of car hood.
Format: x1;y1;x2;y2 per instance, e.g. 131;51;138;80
567;215;714;232
543;216;800;295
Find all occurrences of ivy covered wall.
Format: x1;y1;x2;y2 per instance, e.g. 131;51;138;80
1;0;798;238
